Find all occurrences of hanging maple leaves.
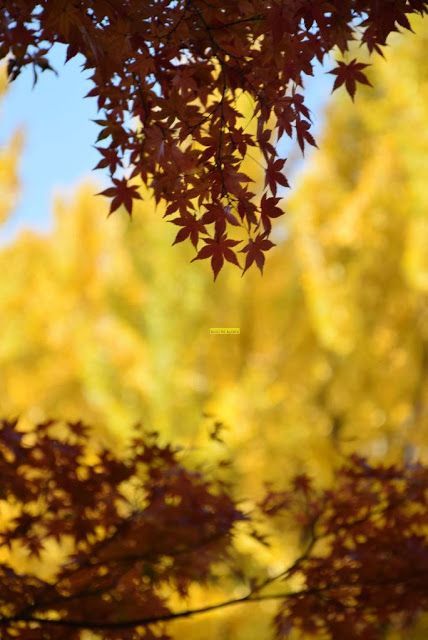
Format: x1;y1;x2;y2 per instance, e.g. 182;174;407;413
0;418;427;639
1;1;427;277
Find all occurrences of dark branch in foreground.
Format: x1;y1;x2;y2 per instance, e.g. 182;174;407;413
0;418;427;640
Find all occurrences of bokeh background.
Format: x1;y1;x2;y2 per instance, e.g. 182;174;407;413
0;15;427;639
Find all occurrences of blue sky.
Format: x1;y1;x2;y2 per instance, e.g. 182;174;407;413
0;44;103;239
0;44;332;241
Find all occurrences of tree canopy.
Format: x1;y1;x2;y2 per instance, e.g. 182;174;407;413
1;7;428;639
1;417;428;640
1;1;427;276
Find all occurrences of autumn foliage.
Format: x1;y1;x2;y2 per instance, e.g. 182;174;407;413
1;6;428;640
1;1;427;276
0;417;427;639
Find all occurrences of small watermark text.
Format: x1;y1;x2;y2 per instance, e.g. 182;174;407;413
210;327;240;335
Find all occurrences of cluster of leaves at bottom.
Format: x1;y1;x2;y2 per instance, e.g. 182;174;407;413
0;418;427;639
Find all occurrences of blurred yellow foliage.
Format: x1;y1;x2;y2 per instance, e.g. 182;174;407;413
0;66;22;223
0;17;428;639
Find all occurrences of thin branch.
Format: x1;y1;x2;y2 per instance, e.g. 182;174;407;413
3;569;428;631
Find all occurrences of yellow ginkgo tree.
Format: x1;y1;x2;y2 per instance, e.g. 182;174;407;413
0;66;22;224
0;18;427;638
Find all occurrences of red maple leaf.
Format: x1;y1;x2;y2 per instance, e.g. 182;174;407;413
98;178;142;216
191;235;241;280
171;214;206;248
260;193;285;233
295;118;317;153
329;59;373;100
241;233;276;274
265;159;289;196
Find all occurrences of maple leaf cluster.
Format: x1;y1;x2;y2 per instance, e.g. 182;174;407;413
0;418;427;639
1;1;427;277
0;418;243;640
263;457;428;638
